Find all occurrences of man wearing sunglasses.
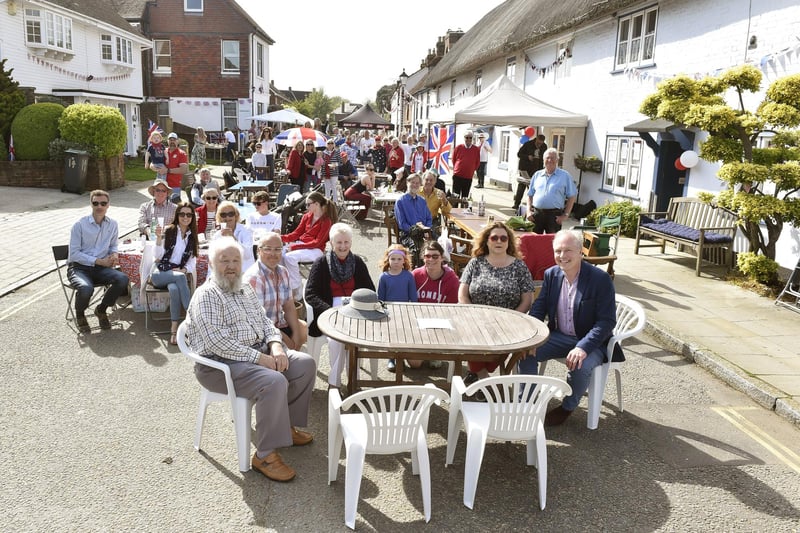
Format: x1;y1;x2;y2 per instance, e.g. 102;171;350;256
67;190;130;333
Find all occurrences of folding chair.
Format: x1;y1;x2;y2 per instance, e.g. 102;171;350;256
334;183;365;228
52;245;110;330
139;242;172;333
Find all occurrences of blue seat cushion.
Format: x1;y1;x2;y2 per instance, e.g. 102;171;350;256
640;220;733;244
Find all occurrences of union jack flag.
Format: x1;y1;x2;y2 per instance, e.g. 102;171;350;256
146;120;164;146
428;124;454;175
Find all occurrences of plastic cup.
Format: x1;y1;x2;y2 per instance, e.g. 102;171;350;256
220;222;228;230
157;217;164;227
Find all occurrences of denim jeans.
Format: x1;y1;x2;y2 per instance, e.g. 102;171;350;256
67;263;129;315
150;269;191;321
518;330;604;411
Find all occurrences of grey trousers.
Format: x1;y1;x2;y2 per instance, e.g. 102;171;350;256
194;350;316;453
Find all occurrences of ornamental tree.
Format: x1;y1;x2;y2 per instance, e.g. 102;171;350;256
0;58;26;150
292;88;343;130
640;65;800;260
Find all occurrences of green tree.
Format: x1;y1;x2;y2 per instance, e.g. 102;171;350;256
0;58;26;151
375;84;397;115
292;89;343;128
640;65;800;260
59;104;127;159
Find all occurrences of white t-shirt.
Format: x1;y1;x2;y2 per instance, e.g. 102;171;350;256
246;211;282;235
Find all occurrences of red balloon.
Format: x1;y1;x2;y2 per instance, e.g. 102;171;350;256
674;158;686;171
524;127;535;137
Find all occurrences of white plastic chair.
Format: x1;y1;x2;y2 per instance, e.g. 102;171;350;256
445;375;571;510
539;293;646;429
176;322;254;472
328;384;449;529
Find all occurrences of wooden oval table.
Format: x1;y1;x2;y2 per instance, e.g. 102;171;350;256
318;302;549;394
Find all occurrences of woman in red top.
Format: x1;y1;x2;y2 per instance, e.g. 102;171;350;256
387;137;405;185
281;190;337;298
286;141;305;191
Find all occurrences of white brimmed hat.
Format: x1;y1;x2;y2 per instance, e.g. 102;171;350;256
148;177;170;196
339;289;387;320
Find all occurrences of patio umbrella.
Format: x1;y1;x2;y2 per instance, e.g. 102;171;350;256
275;127;328;147
246;108;313;125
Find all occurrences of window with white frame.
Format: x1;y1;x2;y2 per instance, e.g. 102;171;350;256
222;40;240;73
499;131;510;167
101;35;133;65
551;130;566;167
25;9;72;52
157;101;170;122
116;37;133;64
256;43;264;78
101;35;113;61
554;38;573;81
603;135;642;195
257;102;264;115
222;100;238;130
475;70;482;95
505;57;516;82
615;6;658;70
153;40;171;73
184;0;203;12
425;92;430;119
449;80;456;105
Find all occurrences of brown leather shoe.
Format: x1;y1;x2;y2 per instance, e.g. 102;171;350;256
251;452;296;482
544;405;573;427
291;427;313;446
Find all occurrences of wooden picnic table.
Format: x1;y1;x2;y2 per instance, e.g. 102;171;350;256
317;302;549;394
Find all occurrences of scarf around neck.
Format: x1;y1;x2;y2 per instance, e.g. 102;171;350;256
327;250;356;283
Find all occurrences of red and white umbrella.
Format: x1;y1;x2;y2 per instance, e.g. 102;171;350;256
275;127;328;148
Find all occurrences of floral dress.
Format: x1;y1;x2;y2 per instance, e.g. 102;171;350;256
191;134;207;167
460;255;534;309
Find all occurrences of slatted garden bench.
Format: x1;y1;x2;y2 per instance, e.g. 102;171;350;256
634;197;738;276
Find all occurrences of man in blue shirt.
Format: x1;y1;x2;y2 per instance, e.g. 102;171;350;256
525;148;577;234
68;189;129;333
394;173;432;267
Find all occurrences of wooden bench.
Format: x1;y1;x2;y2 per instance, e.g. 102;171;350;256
635;197;737;276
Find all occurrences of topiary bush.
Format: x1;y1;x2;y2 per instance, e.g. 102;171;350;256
736;252;779;284
10;102;65;160
59;103;126;159
586;200;642;237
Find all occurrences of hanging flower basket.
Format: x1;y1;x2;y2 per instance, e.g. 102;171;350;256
574;154;603;172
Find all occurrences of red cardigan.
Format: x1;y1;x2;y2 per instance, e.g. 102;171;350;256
281;212;332;251
286;148;303;179
195;204;213;234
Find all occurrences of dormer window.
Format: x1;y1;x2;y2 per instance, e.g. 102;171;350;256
101;34;133;66
185;0;203;13
25;8;74;58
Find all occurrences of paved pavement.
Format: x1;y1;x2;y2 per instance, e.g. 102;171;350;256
1;169;798;428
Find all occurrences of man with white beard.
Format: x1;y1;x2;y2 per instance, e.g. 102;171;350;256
185;237;316;481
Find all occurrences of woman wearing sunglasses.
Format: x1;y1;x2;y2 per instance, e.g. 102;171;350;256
458;221;534;394
213;201;255;272
152;202;199;345
195;186;219;239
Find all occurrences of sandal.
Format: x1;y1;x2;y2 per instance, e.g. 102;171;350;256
169;323;178;346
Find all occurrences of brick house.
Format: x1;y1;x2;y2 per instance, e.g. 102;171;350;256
115;0;273;140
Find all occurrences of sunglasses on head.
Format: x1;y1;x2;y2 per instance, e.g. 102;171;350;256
92;201;108;206
489;234;509;242
219;212;236;218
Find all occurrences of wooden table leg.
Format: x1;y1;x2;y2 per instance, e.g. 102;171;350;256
347;345;358;395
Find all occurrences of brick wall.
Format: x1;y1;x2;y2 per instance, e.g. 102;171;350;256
0;155;125;191
146;0;252;98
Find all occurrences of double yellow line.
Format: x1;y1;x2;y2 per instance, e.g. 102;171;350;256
0;283;60;323
712;406;800;474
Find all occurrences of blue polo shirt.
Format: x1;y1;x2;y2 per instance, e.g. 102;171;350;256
527;168;577;210
394;193;432;233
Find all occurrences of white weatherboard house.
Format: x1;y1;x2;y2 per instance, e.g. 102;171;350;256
415;0;800;269
0;0;150;156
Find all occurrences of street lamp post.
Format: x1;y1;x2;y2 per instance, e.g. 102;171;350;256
397;69;408;136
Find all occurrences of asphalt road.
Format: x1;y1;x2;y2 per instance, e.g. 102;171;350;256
2;218;799;532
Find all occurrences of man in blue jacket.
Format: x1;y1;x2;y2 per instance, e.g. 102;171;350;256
518;229;619;426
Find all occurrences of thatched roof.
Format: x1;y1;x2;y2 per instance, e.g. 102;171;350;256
424;0;640;87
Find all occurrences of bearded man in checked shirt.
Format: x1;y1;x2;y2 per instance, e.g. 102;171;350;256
185;237;315;482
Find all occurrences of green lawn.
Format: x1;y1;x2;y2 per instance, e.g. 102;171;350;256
124;158;154;182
